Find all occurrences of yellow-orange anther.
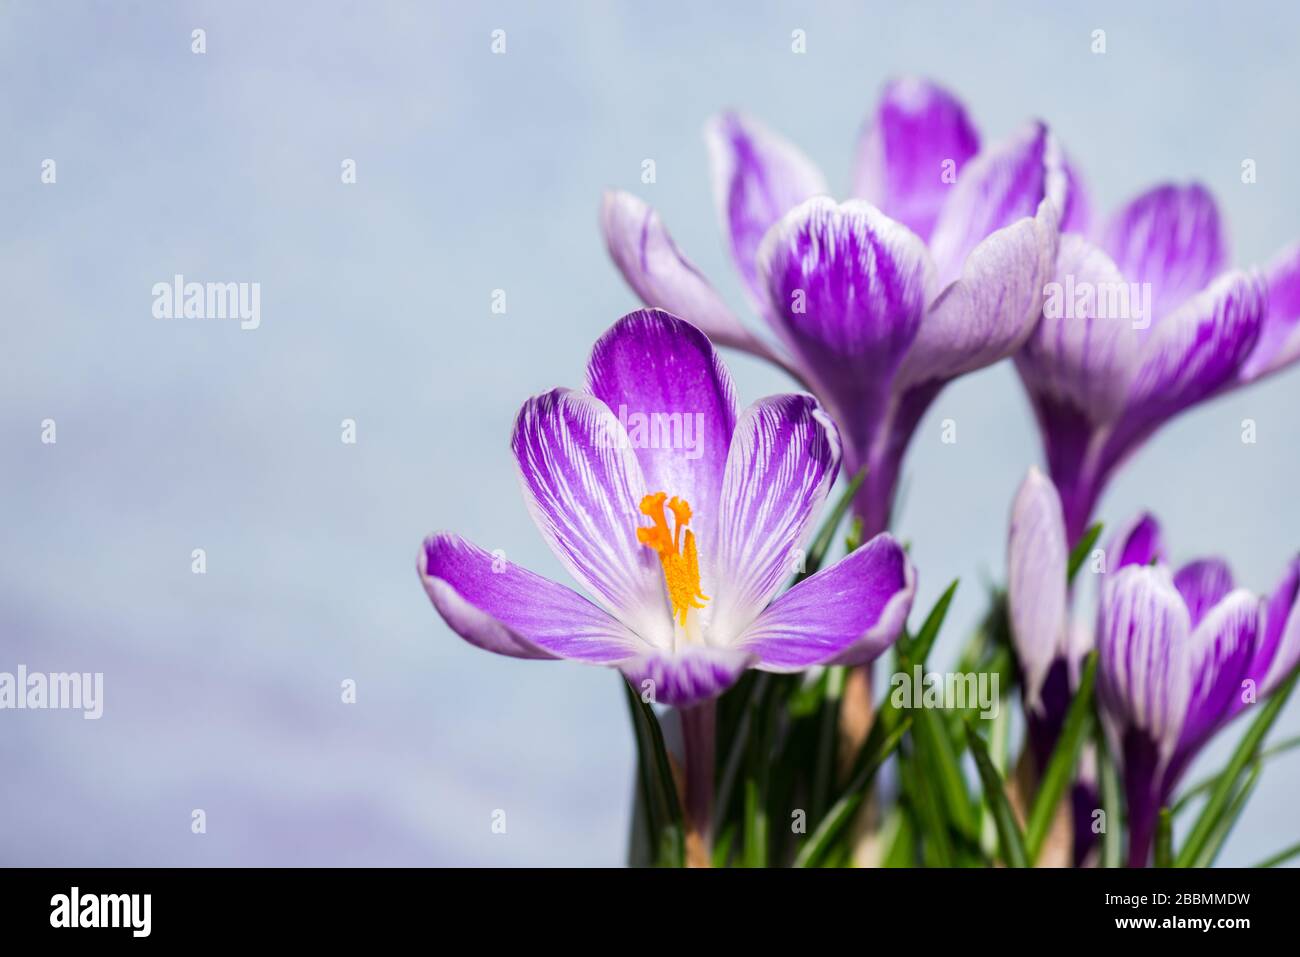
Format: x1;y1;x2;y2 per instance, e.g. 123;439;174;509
637;492;709;626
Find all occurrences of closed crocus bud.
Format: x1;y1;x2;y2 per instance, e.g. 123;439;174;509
1097;562;1267;866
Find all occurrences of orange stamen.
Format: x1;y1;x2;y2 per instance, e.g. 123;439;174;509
637;491;709;626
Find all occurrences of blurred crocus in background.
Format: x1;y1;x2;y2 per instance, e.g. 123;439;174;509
1015;181;1300;543
1097;526;1300;866
1010;467;1300;867
602;77;1068;534
419;309;915;851
1006;466;1099;864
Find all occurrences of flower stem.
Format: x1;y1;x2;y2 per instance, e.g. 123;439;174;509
680;700;716;861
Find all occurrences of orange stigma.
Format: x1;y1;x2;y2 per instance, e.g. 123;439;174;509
637;491;709;626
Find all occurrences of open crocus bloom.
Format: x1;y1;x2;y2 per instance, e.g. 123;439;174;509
602;77;1066;535
1016;181;1300;543
1095;517;1300;866
418;309;916;708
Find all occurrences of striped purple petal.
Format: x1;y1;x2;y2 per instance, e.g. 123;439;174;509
619;645;754;708
1007;467;1069;712
1173;589;1260;763
511;387;671;643
1103;270;1266;465
1096;565;1193;866
851;76;980;242
418;533;642;662
599;190;787;364
704;111;829;307
1254;557;1300;698
738;533;915;670
1102;183;1228;320
755;196;934;474
1241;241;1300;381
585;309;738;572
1097;565;1192;767
1109;511;1166;570
1173;559;1234;627
708;394;841;639
928;121;1068;286
898;197;1058;390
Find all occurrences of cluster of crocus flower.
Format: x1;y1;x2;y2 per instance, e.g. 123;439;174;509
602;78;1300;542
419;75;1300;867
1009;466;1300;866
602;78;1066;535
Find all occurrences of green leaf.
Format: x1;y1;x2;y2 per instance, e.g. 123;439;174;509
880;804;916;867
914;705;978;844
1252;840;1300;868
1175;667;1300;867
809;666;845;825
1095;723;1124;869
793;714;912;868
900;578;960;666
1187;760;1260;868
622;679;685;866
798;467;867;581
1172;733;1300;816
711;823;736;868
1154;808;1173;868
1025;652;1098;863
965;718;1029;868
1066;523;1103;584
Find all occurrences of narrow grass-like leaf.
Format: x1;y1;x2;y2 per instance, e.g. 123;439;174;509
1095;723;1124;869
1176;668;1300;867
1252;840;1300;868
622;679;685;866
809;667;845;824
793;715;912;868
1188;761;1261;868
1173;733;1300;816
915;706;978;843
900;579;959;666
1155;808;1173;867
1066;522;1103;584
965;719;1029;868
1025;652;1097;863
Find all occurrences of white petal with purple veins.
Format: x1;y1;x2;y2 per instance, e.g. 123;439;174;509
704;111;830;307
928;121;1068;286
599;190;787;363
512;387;671;644
419;533;642;662
852;76;980;242
708;394;841;638
1007;467;1069;712
898;198;1058;390
1102;183;1227;320
739;534;915;670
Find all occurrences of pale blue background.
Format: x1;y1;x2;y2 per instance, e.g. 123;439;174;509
2;1;1298;865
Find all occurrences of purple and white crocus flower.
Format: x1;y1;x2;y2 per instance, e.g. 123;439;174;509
418;309;916;837
1016;182;1300;543
1007;466;1099;864
1010;467;1300;866
1096;518;1300;867
602;77;1067;535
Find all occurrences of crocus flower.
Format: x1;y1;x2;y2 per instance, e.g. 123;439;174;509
602;77;1067;535
1015;181;1300;543
418;309;916;711
1095;519;1300;866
